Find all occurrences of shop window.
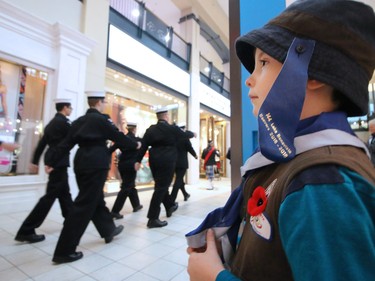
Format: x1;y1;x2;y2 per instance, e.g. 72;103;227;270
199;113;227;177
103;91;187;189
103;94;156;185
0;60;46;176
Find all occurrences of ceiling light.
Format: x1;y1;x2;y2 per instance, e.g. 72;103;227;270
131;9;140;18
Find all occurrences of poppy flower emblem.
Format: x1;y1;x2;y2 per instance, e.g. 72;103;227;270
247;186;268;216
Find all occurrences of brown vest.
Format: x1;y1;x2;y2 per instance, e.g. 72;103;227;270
231;146;375;281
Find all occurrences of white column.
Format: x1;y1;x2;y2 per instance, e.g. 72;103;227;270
180;12;201;184
82;0;110;92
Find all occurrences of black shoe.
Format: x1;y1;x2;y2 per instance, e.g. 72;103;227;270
15;233;45;243
147;219;168;228
184;193;191;201
105;225;124;244
166;202;178;217
111;212;124;220
133;205;143;212
52;251;83;264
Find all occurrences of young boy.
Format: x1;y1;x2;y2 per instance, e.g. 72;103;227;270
186;1;375;280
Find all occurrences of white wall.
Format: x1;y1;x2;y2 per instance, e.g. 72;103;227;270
3;0;82;30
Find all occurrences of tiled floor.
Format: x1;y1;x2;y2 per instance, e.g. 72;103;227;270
0;178;231;281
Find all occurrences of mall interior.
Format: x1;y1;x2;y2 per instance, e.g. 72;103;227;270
1;0;374;208
0;0;374;280
0;0;233;205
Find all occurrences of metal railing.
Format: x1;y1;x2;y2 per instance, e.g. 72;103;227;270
200;55;230;98
110;0;190;64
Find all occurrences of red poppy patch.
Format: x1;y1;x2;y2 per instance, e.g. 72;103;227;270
247;186;268;216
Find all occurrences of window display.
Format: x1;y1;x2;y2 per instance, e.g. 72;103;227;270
0;60;46;176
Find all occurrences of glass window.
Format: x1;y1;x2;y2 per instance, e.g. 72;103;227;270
103;91;187;187
0;60;46;176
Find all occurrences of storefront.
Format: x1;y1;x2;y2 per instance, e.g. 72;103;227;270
198;71;231;178
0;1;95;213
0;60;47;176
199;107;230;178
103;67;188;194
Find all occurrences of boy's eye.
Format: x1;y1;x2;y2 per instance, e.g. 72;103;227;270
260;60;267;66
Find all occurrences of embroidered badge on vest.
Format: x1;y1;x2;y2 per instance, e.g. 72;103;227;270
247;179;276;240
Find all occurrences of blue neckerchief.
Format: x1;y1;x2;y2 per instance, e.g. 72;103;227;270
252;111;354;158
242;111;368;176
295;111;354;137
258;38;315;162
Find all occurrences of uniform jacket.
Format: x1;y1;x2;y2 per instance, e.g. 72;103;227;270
176;137;197;169
32;112;71;168
136;120;194;168
46;108;137;171
110;131;141;170
231;146;375;281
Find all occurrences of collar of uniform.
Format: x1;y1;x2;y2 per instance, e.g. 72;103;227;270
87;108;101;114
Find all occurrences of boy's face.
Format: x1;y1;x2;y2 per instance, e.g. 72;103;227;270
245;48;283;116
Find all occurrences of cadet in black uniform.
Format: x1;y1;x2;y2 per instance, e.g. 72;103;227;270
15;99;73;243
110;122;143;219
45;91;141;264
170;123;198;202
135;107;195;228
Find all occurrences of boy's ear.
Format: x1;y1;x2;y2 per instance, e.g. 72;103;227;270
307;79;326;91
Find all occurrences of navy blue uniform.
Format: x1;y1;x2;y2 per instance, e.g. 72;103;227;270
17;113;73;236
46;108;138;256
171;136;197;202
110;131;142;213
136;120;194;220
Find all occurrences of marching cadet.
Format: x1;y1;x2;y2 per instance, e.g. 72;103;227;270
170;122;198;202
15;98;73;243
45;91;141;264
110;122;143;219
135;106;196;228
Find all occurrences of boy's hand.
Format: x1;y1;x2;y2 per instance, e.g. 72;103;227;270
187;229;225;281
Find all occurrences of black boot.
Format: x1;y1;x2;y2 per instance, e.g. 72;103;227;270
147;219;168;228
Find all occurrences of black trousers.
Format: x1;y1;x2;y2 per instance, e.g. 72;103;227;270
112;167;140;213
54;169;115;256
17;168;73;235
171;167;188;202
147;164;175;220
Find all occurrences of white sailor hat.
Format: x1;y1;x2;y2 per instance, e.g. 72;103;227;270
85;91;105;98
127;122;137;127
54;98;71;104
177;122;186;128
155;104;178;114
